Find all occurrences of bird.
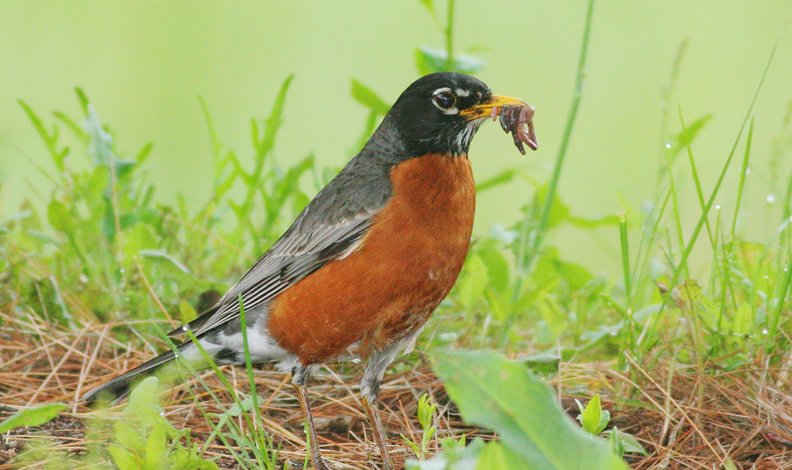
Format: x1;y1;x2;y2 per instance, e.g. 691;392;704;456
82;72;538;469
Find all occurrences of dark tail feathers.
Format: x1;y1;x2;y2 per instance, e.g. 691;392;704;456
82;349;177;404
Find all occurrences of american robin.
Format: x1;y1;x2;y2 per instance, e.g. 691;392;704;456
83;72;538;469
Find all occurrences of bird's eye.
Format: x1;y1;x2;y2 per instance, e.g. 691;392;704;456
432;91;456;110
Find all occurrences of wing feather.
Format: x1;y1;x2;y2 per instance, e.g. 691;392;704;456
180;158;392;338
191;212;375;336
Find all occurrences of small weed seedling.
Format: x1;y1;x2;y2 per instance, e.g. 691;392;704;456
577;394;646;458
402;393;439;460
106;377;217;470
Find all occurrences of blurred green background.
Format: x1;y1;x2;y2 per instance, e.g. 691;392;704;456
1;1;790;274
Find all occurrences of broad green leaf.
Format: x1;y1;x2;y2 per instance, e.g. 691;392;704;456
402;434;422;458
455;254;488;310
125;376;165;424
122;224;158;261
534;247;594;291
417;393;436;429
140;249;192;274
477;442;527;470
85;164;110;200
145;424;166;468
578;394;609;435
416;0;435;18
431;350;627;470
415;47;485;74
604;429;647;456
535;288;570;338
671;114;712;156
350;79;390;115
476;239;511;294
528;184;619;232
484;289;511;322
114;159;138;181
293;190;311;214
521;350;562;374
47;200;73;233
0;403;67;433
136;142;154;165
174;456;219;470
109;445;139;470
732;303;752;335
114;421;144;450
609;427;624;457
476;168;518;193
568;213;621;228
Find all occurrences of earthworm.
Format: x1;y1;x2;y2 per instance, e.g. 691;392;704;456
494;105;538;154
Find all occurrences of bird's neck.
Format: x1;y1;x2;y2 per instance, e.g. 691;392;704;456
359;117;409;166
362;115;474;165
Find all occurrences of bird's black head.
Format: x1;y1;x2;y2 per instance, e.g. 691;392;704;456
373;72;530;159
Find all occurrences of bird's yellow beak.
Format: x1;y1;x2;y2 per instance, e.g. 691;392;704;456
460;95;529;122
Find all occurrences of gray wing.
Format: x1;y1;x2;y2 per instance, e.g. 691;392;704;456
186;157;393;337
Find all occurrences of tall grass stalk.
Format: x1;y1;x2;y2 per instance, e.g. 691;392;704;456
531;0;595;253
717;119;755;329
631;41;687;311
665;159;688;279
618;213;633;371
513;0;596;295
679;111;716;258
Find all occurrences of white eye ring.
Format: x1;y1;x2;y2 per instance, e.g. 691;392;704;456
432;88;459;115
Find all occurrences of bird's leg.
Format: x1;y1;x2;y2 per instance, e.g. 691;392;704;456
361;342;404;470
294;385;327;469
292;366;328;470
362;396;393;470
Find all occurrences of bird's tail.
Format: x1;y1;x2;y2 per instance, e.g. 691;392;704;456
82;340;204;403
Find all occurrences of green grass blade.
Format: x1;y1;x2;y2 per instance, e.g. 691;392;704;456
619;212;632;309
519;0;596;284
679;111;716;254
730;118;754;239
0;403;67;433
767;260;792;339
670;42;778;286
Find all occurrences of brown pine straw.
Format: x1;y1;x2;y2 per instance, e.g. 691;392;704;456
1;308;791;469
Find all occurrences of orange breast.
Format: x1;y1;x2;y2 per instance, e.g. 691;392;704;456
267;154;476;364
